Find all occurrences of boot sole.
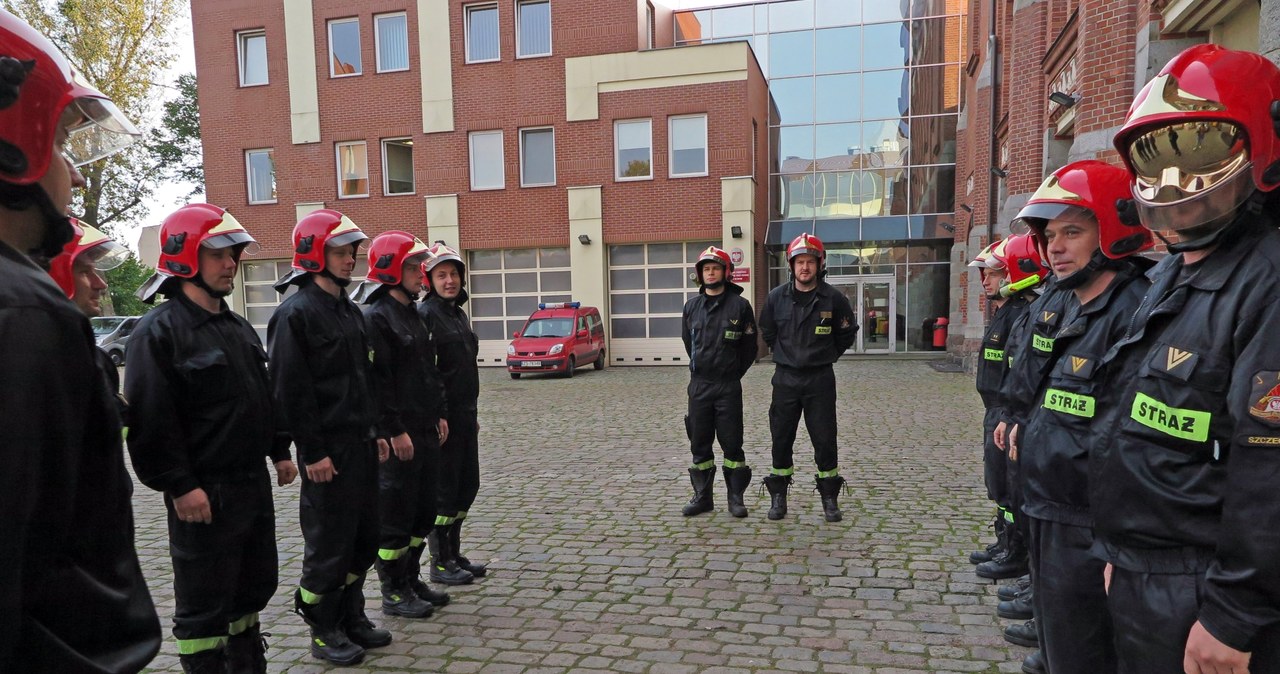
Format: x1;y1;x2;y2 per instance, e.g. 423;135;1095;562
997;605;1033;620
1022;657;1047;674
969;553;994;564
976;566;1029;580
824;513;842;522
767;512;786;520
1003;632;1039;648
430;575;474;586
728;509;748;518
997;586;1029;601
682;506;714;516
311;646;364;666
383;604;435;618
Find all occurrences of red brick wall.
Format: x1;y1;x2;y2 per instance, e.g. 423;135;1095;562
1077;0;1139;136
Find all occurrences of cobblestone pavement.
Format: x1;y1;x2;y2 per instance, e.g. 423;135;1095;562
135;360;1033;673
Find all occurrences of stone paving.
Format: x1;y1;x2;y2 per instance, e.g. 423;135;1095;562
134;360;1032;673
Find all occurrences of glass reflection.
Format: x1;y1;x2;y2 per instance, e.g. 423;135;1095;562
769;30;813;77
771;77;814;125
770;0;814;32
815;73;860;123
815;123;862;161
909;64;958;116
911;16;962;65
816;0;860;27
778;125;815;163
863;0;909;23
712;5;754;38
816;26;860;73
675;10;709;43
909;164;956;214
862;69;908;120
862;21;909;70
907;115;956;166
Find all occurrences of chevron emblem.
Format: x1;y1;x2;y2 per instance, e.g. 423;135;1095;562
1042;311;1056;322
1167;347;1194;370
1071;356;1087;373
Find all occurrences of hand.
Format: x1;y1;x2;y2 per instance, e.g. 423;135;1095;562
306;457;338;483
1185;621;1250;674
173;487;212;524
274;460;298;486
1009;424;1020;462
376;438;390;463
475;419;481;432
994;422;1008;451
437;419;449;444
391;432;414;461
1103;562;1112;595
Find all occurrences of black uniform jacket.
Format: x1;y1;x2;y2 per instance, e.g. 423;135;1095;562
268;278;376;465
996;284;1072;428
976;295;1031;410
759;280;857;368
1020;266;1149;527
419;290;479;415
0;241;160;672
364;290;447;437
682;282;758;380
125;292;286;496
1089;220;1280;651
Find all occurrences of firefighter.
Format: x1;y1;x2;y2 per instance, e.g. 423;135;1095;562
0;9;161;672
679;245;759;517
354;231;454;617
125;204;298;674
268;209;387;665
1089;44;1280;672
759;233;858;522
966;237;1034;566
1014;161;1155;674
417;243;488;585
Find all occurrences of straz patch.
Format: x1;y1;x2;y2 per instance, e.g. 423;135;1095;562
1044;388;1095;418
815;326;832;335
724;329;742;340
1130;392;1211;442
1248;370;1280;425
1032;334;1055;353
983;348;1004;362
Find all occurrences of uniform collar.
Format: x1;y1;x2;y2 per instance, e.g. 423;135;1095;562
301;276;355;309
1078;264;1142;317
1162;218;1266;292
171;287;233;326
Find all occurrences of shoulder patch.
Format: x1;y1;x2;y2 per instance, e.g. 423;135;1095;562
1249;371;1280;426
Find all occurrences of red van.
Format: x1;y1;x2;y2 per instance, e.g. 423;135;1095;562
507;302;606;379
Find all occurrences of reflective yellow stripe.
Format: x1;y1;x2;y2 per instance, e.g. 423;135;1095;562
298;587;322;605
1130;392;1211;442
228;613;258;636
1033;334;1054;352
722;458;745;469
983;348;1004;362
816;468;839;478
1043;388;1095;418
692;460;714;470
378;547;407;561
176;636;227;655
770;467;794;476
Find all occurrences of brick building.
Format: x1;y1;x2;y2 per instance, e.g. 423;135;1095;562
951;0;1262;361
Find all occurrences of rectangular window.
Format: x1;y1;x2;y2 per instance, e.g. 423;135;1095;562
646;2;655;49
328;18;361;77
335;141;369;198
382;138;414;195
516;0;551;58
237;30;268;86
615;119;652;180
465;4;500;63
519;127;555;187
669;114;708;177
469;130;504;190
245;149;276;204
375;13;409;72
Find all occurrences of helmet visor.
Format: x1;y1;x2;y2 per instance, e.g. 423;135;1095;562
63;97;141;167
1126;121;1248;204
203;230;262;256
327;230;370;249
79;238;129;271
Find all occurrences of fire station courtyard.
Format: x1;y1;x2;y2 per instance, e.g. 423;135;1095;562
135;360;1031;673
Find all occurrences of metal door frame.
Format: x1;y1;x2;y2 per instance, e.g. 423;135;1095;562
828;274;896;354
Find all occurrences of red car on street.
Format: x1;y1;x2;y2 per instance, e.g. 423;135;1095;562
506;302;606;378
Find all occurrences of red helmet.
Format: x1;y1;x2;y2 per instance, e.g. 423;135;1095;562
46;219;126;298
1114;44;1280;235
274;209;368;291
137;204;257;302
695;245;733;285
421;242;466;293
1017;161;1154;260
0;9;139;184
365;230;430;286
967;239;1004;270
786;233;825;269
990;234;1046;297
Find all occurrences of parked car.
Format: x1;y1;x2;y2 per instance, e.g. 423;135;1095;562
92;315;139;366
507;302;606;379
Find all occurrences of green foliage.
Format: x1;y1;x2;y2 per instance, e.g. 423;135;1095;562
103;253;152;316
623;159;651;178
147;72;203;200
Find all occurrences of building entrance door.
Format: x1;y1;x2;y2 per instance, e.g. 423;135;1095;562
830;275;895;354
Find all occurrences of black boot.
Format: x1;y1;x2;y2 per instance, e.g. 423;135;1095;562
682;466;715;516
225;622;268;674
969;513;1006;564
341;575;392;649
428;528;474;586
376;557;434;618
997;589;1034;620
450;520;488;578
722;465;751;518
294;590;364;666
763;474;790;520
1021;650;1047;674
179;647;227;674
976;541;1029;580
814;475;846;522
997;574;1032;601
407;542;451;606
1004;619;1039;647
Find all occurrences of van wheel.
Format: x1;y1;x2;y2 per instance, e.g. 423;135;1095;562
594;350;605;370
509;372;521;380
565;356;576;378
109;350;124;367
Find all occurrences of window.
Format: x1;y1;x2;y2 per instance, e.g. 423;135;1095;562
465;4;500;63
646;2;655;49
328;18;362;77
245;149;276;204
519;127;555;187
516;0;551;58
469;130;504;190
237;30;268;86
615;119;652;180
669;115;708;177
336;141;369;198
375;13;409;72
382;138;414;195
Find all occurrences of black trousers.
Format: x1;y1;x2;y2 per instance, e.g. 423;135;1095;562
1028;517;1116;674
1008;432;1028;548
299;442;379;595
1109;566;1280;674
378;428;439;552
982;408;1007;504
768;365;838;472
688;377;746;465
168;472;277;644
437;409;480;518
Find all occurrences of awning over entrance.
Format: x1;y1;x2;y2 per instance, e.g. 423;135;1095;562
764;214;955;247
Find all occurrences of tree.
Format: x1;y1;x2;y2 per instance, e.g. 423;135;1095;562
103;254;152;316
148;72;203;200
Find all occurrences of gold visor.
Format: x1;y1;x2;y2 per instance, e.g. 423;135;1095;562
1127;121;1248;203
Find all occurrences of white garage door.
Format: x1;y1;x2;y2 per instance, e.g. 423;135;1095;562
468;247;572;365
608;240;717;365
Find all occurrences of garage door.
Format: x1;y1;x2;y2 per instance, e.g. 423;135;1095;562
608;240;716;365
468;247;572;365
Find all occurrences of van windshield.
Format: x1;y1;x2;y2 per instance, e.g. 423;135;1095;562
92;317;126;336
522;318;573;338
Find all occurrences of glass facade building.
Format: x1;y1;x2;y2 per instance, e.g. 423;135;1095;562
675;0;964;352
